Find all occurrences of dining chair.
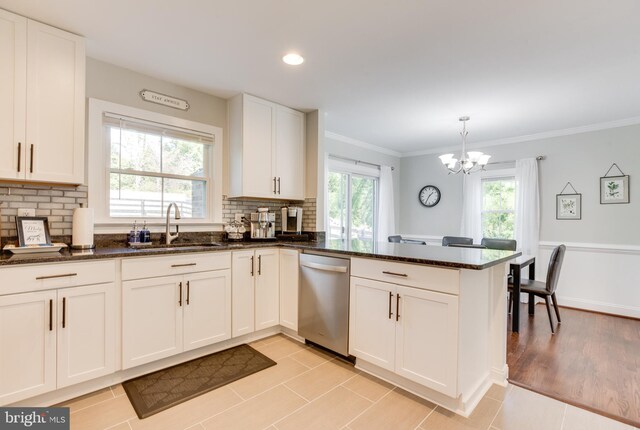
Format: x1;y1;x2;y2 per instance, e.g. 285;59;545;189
481;238;517;251
388;235;427;245
442;236;473;246
508;244;566;333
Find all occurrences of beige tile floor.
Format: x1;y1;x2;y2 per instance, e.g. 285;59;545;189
60;334;638;430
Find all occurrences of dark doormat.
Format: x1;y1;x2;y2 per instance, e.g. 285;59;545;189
123;344;276;419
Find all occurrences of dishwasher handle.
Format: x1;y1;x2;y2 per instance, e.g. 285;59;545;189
300;261;348;273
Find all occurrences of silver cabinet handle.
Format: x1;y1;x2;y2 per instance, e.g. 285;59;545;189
396;294;401;321
171;263;197;268
388;291;393;319
277;177;281;195
250;256;254;276
258;255;262;275
17;142;21;172
178;282;183;307
273;177;277;194
186;281;190;305
62;297;66;328
30;144;34;173
301;261;348;273
382;271;408;277
49;299;53;331
36;273;77;280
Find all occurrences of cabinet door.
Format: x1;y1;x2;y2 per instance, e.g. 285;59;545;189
242;95;275;197
231;251;255;337
275;107;305;200
349;277;396;371
279;249;299;331
56;283;116;388
26;20;85;184
395;285;459;397
0;290;56;405
183;270;232;351
0;10;26;180
122;276;183;369
255;249;280;330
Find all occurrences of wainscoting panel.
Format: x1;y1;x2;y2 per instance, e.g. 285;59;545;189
400;235;640;318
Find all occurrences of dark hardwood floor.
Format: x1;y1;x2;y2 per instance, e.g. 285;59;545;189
507;303;640;427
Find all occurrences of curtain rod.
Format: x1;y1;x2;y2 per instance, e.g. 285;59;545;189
487;155;545;166
328;154;395;171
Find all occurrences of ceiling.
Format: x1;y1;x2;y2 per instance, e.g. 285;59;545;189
2;0;640;154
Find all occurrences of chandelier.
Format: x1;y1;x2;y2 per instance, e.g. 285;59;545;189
439;116;491;174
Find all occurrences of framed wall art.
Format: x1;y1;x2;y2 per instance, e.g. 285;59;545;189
15;216;52;247
556;182;582;220
600;164;629;204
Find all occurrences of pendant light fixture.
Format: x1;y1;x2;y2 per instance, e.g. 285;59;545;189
439;116;491;174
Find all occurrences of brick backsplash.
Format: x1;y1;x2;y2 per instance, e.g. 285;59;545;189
0;184;88;239
222;196;317;232
1;186;318;244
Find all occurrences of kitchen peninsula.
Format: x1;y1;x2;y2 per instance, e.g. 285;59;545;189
0;239;518;418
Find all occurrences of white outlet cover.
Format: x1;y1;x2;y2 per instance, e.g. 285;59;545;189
19;208;36;217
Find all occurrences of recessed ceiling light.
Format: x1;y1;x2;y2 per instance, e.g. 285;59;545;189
282;53;304;66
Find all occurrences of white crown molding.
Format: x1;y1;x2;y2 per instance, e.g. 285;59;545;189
324;131;403;157
401;115;640;158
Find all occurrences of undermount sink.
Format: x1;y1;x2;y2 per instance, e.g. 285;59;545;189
138;243;226;252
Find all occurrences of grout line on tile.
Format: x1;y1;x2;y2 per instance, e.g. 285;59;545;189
415;405;437;430
68;394;121;415
227;385;247;401
281;382;312;403
340;379;382;404
343;386;397;428
287;354;313;369
104;419;132;430
488;395;506;430
560;404;567;430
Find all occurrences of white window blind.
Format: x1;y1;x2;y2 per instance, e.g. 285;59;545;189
105;113;213;219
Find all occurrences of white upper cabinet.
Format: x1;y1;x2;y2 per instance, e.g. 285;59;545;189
229;94;305;200
0;10;26;180
0;10;85;185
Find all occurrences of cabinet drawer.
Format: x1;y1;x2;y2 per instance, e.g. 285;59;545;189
351;258;459;295
122;252;231;281
0;260;116;295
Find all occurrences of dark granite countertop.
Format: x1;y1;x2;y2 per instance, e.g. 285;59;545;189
0;239;520;270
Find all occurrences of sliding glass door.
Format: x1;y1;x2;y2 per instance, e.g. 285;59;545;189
327;170;378;247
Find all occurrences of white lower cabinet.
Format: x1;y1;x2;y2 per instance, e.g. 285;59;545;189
279;249;299;331
0;290;57;405
350;276;459;397
57;283;116;388
0;281;115;404
231;249;280;337
122;269;231;369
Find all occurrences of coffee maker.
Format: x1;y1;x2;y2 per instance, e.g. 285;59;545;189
250;208;276;239
281;207;303;234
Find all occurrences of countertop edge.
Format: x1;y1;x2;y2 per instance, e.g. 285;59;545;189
0;243;521;270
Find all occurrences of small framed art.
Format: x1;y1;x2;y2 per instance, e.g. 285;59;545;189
15;216;52;247
600;175;629;204
556;194;582;220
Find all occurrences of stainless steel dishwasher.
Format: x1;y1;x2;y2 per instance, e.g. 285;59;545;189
298;253;351;356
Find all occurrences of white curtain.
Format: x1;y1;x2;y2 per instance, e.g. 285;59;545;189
515;158;540;256
460;173;483;243
377;165;395;242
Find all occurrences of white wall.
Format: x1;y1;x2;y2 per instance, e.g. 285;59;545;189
399;123;640;317
324;136;402;233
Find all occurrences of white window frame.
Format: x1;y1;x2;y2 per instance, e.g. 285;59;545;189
325;157;379;243
480;168;516;240
88;98;223;232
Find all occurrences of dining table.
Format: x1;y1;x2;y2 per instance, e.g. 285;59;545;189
509;254;536;333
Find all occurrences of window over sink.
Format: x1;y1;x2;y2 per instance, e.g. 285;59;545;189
88;99;223;229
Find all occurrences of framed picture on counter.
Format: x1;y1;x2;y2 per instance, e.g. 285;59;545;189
15;216;52;247
556;193;582;220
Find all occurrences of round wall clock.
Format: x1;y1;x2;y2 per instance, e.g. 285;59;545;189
419;185;441;207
